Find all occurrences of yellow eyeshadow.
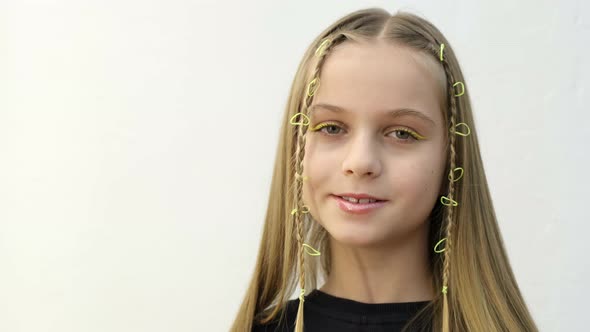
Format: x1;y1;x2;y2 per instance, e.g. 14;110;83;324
407;129;427;140
310;122;337;131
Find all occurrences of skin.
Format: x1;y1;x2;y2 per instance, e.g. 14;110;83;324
301;39;448;304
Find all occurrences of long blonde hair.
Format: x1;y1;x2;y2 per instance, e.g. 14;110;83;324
230;8;538;332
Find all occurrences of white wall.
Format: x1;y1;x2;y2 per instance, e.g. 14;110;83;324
0;0;587;331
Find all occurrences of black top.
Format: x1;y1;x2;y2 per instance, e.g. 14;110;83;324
252;289;433;332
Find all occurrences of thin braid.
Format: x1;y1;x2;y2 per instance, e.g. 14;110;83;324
293;114;306;332
292;33;345;332
439;46;460;332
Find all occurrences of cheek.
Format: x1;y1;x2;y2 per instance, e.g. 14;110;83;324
302;138;332;183
393;156;445;201
412;161;446;200
301;172;323;225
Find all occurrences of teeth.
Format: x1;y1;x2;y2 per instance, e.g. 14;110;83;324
359;198;377;204
341;196;377;204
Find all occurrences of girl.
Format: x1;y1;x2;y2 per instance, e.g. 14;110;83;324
231;7;538;332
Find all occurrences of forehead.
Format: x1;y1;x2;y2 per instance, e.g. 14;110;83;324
311;41;445;125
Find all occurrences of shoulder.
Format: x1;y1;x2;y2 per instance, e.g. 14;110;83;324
251;299;300;332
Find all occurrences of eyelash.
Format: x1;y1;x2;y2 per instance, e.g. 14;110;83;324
310;122;423;143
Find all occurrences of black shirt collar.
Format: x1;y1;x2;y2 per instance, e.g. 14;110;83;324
305;288;432;316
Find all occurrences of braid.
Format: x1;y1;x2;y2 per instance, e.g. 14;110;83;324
442;61;459;332
433;40;465;332
291;33;346;332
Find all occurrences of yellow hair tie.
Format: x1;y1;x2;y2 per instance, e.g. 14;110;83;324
303;243;321;256
442;286;448;294
434;238;447;253
291;206;310;215
315;38;332;57
453;122;471;137
289;112;310;126
306;77;320;97
453;81;465;97
440;196;458;206
295;172;309;181
299;288;306;302
448;167;464;182
439;43;445;61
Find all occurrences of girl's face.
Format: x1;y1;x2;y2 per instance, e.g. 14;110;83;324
302;41;447;248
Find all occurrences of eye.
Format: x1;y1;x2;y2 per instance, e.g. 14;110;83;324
390;128;420;143
310;122;425;143
310;122;344;136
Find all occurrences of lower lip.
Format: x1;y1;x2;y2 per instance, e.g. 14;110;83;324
331;195;388;215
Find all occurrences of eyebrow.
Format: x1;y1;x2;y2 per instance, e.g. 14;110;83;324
308;103;436;127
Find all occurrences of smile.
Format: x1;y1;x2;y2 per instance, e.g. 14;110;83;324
331;195;388;215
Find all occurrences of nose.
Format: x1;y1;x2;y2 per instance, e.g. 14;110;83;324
341;132;382;178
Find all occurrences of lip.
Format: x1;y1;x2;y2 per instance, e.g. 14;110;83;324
331;195;388;215
335;193;387;201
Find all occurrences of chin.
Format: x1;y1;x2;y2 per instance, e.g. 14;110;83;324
326;224;388;248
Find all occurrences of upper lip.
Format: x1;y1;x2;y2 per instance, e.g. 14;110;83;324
334;193;388;201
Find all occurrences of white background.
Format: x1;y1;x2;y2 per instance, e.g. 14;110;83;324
1;0;588;331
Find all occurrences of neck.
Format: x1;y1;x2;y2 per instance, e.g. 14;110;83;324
319;225;434;304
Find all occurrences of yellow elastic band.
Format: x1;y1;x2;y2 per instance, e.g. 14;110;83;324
434;238;447;253
303;243;321;256
291;206;310;215
306;77;320;97
442;286;448;294
315;38;332;57
448;167;464;182
453;82;465;97
295;172;309;181
440;196;458;206
289;112;310;126
453;122;471;137
439;43;445;61
299;288;305;302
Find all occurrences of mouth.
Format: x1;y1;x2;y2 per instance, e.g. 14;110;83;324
331;194;388;203
330;195;389;215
